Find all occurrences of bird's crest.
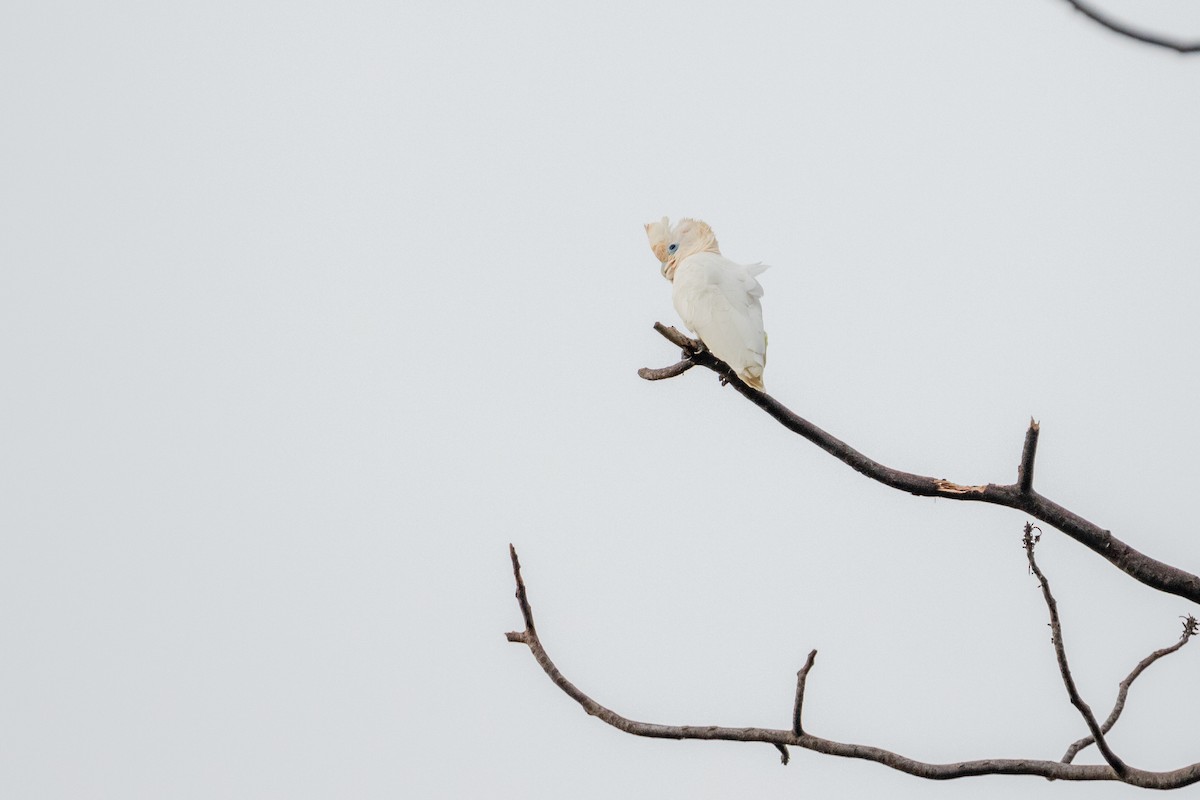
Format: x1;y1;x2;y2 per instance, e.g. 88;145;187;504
644;217;673;263
644;217;720;265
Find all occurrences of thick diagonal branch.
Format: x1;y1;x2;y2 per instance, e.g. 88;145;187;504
1023;525;1127;776
505;546;1200;787
640;323;1200;606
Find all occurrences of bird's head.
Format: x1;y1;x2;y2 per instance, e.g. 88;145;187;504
644;217;720;281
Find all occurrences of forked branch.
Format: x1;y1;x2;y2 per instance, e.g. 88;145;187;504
506;544;1200;787
1062;614;1199;764
1023;524;1126;776
640;322;1200;605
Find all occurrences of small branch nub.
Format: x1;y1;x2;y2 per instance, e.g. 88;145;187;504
508;544;536;639
792;649;818;736
1018;418;1040;494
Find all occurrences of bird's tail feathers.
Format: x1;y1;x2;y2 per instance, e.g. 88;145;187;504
741;365;765;391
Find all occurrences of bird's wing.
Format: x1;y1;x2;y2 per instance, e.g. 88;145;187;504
672;253;768;387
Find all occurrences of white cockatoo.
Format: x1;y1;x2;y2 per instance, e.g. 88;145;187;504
645;217;768;390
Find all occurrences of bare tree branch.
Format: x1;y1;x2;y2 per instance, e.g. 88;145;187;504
1057;0;1200;54
640;323;1200;606
505;545;1200;787
515;327;1200;784
1063;614;1200;764
1023;524;1127;776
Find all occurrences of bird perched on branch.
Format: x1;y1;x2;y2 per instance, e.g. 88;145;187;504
645;217;768;390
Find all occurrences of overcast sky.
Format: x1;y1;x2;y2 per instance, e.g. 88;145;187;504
4;1;1200;798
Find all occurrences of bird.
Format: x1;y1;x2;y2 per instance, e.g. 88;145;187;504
645;217;768;390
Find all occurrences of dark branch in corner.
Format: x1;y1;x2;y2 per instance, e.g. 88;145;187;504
506;545;1200;788
1023;524;1127;777
1058;0;1200;54
639;322;1200;606
1063;614;1199;764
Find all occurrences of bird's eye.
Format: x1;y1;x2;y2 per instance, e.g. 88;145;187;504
668;243;678;253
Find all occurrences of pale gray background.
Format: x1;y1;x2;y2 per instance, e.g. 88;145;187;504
3;1;1199;797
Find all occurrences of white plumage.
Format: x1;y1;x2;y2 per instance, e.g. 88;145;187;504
645;217;768;390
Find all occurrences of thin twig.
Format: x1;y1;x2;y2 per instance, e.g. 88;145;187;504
1062;615;1199;763
1023;524;1127;777
641;322;1200;606
793;650;818;735
505;545;1200;787
637;359;695;381
1018;418;1040;495
1058;0;1200;54
505;543;536;642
